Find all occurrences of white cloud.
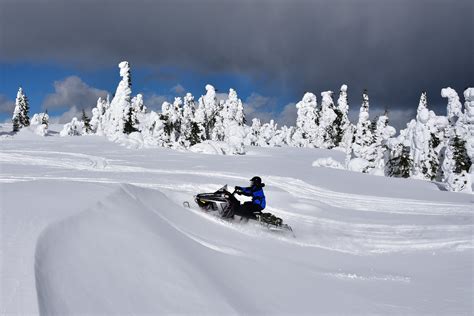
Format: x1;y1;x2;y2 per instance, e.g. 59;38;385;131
276;102;297;126
43;76;108;111
0;94;15;114
49;105;83;124
170;84;185;95
145;93;169;111
243;93;279;123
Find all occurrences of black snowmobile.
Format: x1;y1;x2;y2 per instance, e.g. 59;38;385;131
186;185;293;235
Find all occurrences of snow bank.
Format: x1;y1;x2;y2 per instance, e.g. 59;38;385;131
189;140;238;155
113;131;145;149
347;157;370;173
35;185;238;315
312;157;344;169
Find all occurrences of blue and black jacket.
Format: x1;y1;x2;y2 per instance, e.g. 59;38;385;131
240;185;266;210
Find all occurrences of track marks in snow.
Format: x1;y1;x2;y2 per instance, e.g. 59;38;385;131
0;150;108;171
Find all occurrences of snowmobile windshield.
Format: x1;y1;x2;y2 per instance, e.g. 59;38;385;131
216;185;228;193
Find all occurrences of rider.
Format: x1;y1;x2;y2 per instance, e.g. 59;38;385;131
235;176;266;217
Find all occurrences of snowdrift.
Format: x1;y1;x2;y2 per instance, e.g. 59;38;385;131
34;183;473;315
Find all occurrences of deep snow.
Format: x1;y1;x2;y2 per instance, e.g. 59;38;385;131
1;124;473;315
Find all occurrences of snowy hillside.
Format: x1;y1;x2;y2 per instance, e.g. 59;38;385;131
1;124;473;315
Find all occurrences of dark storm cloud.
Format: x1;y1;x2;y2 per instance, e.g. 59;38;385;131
1;0;472;117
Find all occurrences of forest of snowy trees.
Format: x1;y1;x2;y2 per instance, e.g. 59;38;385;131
10;61;473;193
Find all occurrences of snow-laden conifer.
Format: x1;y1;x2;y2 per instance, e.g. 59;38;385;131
179;93;199;147
294;92;318;147
90;97;109;135
372;114;396;173
220;89;245;154
245;118;261;146
12;87;30;132
103;61;132;137
60;117;85;136
337;84;353;149
81;109;92;134
198;84;219;139
462;88;474;163
318;90;338;148
30;112;49;136
441;87;463;126
258;120;278;147
351;90;375;167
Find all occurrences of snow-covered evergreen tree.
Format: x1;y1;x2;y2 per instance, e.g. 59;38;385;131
220;89;246;154
60;117;85;136
372;114;396;173
442;134;472;192
441;87;463;126
337;84;353;149
124;106;139;135
294;92;318;147
81;109;92;134
258;120;277;147
198;84;220;139
386;143;412;178
131;94;146;131
90;97;109;135
179;93;199;147
463;88;474;164
408;92;439;180
245;118;261;146
12;87;30;132
211;102;226;141
351;89;376;168
319;91;338;148
103;61;132;137
30;112;49;136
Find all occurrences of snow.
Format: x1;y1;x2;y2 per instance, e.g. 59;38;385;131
312;157;344;169
189;140;236;155
1;120;473;315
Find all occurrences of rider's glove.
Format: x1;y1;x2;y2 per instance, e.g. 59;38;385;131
234;186;242;193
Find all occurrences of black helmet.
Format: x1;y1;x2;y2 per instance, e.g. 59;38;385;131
250;176;264;187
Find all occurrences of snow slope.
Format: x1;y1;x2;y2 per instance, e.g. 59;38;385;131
1;124;473;315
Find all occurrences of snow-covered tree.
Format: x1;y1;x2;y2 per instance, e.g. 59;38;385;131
103;61;132;137
352;89;375;167
318;90;338;148
337;84;353;149
179;93;200;147
60;117;85;136
12;87;30;132
30;112;49;136
123;106;139;134
198;84;220;138
441;87;463;126
90;96;109;135
131;93;147;131
220;89;246;154
372;114;396;173
211;102;226;141
408;92;440;180
294;92;318;147
442;134;472;192
386;142;412;178
463;88;474;163
81;109;92;134
258;120;278;147
246;118;261;146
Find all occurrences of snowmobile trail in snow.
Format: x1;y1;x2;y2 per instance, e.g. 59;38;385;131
1;137;473;314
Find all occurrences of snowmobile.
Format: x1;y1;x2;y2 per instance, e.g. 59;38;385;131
184;185;294;235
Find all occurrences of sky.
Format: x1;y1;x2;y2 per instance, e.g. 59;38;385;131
0;0;472;130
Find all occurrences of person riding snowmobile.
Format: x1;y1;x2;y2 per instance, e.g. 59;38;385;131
234;176;266;217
